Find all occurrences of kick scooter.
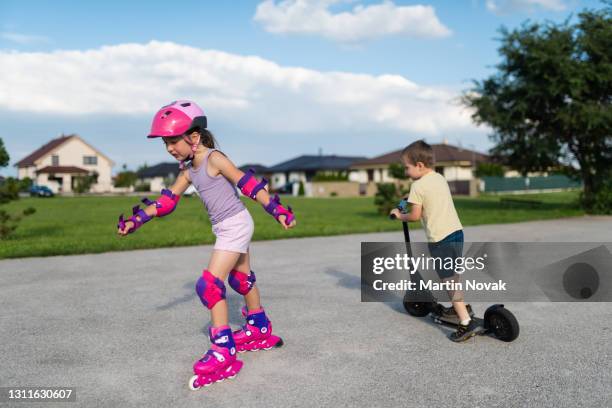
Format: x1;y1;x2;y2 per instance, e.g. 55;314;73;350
390;199;520;342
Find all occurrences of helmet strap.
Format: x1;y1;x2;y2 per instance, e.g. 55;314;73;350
179;133;198;169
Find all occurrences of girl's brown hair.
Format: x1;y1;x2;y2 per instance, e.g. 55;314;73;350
167;128;217;148
179;129;219;149
194;129;217;148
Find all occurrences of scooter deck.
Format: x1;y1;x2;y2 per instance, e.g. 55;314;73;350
428;303;476;327
431;314;489;335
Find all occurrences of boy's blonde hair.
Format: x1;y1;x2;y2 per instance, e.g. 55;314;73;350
401;140;434;167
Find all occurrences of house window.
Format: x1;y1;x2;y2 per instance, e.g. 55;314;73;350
52;155;59;166
83;156;98;165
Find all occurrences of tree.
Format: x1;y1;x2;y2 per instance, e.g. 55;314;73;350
312;171;349;181
114;170;138;188
0;137;36;239
19;177;33;192
374;183;409;215
474;162;505;178
73;172;98;194
0;138;8;168
463;5;611;213
388;163;407;180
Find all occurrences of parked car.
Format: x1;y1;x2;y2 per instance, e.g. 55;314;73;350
29;185;54;197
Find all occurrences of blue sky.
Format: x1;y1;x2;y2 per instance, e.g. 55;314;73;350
0;0;603;176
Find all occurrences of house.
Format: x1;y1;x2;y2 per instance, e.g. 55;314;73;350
136;162;180;192
267;154;367;192
350;143;489;195
14;134;114;193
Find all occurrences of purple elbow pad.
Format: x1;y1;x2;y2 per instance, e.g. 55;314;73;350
237;169;268;199
264;194;295;226
142;189;180;217
117;205;152;234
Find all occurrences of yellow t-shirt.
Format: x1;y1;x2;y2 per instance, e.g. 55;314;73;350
407;171;463;242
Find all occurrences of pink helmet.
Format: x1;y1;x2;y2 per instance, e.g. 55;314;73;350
147;100;207;138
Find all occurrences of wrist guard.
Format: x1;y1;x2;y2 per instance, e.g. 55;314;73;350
264;194;295;226
117;205;152;234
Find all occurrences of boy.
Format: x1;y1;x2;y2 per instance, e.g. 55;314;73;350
390;140;481;342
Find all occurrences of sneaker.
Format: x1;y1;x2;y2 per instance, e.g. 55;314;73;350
449;319;483;342
435;304;475;326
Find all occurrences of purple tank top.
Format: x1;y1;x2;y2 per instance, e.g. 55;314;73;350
188;148;245;225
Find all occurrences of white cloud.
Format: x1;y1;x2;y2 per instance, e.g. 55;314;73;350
253;0;451;43
1;32;51;45
486;0;567;14
0;41;476;136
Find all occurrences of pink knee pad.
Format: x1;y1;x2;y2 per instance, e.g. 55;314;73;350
228;269;256;295
196;270;226;309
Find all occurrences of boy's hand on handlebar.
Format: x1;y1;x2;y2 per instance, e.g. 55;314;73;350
389;208;403;220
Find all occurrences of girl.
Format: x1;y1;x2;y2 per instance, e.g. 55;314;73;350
116;100;296;390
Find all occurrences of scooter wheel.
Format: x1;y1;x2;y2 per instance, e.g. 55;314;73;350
484;306;519;342
403;301;433;317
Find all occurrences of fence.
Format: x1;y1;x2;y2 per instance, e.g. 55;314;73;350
481;175;582;193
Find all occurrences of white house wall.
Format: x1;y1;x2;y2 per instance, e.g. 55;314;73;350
289;172;306;183
271;172;306;188
443;166;473;181
370;168;393;183
150;177;164;192
349;170;368;183
271;173;286;189
18;166;36;179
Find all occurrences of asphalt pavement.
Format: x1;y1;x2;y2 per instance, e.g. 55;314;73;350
1;216;611;407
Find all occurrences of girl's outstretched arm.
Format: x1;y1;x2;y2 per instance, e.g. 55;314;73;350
209;151;296;229
117;170;191;235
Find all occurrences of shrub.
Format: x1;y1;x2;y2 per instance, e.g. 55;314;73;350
374;183;401;215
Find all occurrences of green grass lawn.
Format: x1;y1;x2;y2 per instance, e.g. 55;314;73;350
0;191;583;259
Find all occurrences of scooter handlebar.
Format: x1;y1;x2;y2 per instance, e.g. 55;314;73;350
389;198;409;220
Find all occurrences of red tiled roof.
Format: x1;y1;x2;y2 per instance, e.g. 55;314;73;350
433;144;489;163
36;166;89;174
14;135;75;167
351;144;489;167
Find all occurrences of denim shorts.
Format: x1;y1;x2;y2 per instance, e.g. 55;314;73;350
427;230;464;280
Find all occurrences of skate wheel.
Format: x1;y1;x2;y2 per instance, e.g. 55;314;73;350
188;375;201;391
